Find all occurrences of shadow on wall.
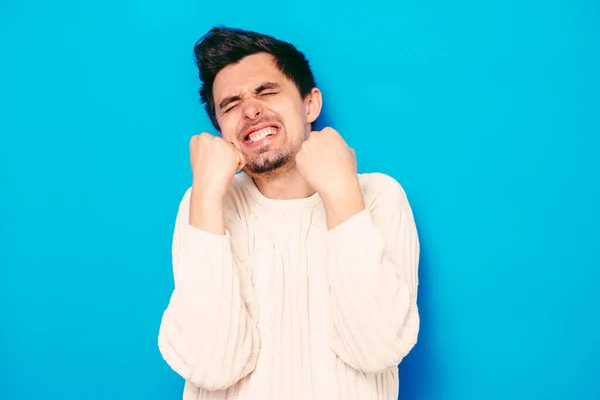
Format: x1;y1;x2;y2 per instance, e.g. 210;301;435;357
399;222;438;400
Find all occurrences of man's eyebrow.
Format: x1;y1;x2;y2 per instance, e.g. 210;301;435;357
254;82;281;93
218;82;282;112
218;94;242;112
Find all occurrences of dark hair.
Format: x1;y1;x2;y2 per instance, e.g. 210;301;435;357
193;26;317;130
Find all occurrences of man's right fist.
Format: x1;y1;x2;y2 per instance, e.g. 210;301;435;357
190;133;245;199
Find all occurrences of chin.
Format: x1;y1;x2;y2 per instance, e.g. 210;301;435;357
246;153;293;175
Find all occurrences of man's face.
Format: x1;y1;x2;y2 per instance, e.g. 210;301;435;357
212;52;320;175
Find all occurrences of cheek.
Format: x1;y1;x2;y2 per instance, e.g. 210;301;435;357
273;98;306;126
218;118;239;142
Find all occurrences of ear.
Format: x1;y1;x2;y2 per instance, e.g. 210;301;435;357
305;87;322;124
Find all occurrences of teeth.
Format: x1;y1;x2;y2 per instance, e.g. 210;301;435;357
248;127;277;142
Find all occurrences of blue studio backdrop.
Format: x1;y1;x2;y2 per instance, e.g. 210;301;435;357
1;1;599;399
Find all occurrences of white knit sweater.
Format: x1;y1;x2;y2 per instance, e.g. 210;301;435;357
158;171;420;400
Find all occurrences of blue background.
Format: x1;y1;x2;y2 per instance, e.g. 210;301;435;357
1;1;599;399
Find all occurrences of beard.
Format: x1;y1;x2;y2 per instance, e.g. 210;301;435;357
244;146;294;174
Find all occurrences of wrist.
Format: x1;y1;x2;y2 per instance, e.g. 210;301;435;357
189;187;225;234
319;176;362;203
190;184;225;206
321;182;365;230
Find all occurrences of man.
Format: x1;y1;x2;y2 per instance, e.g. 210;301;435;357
158;26;420;400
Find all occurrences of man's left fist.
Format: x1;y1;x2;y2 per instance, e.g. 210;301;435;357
295;127;358;197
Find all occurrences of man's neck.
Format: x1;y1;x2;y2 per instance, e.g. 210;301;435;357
251;167;315;200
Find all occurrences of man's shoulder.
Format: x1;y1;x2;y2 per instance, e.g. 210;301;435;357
357;172;411;211
358;172;406;195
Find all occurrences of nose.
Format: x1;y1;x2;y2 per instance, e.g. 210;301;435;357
241;99;262;121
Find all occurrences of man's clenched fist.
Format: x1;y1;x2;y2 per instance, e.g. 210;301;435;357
190;133;245;199
295;127;358;199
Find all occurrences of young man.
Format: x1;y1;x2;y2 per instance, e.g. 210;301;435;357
158;26;420;400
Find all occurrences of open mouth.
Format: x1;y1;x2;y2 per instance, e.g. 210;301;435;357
243;126;280;145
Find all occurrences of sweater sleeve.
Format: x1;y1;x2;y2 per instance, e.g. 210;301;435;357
158;189;260;391
326;176;420;374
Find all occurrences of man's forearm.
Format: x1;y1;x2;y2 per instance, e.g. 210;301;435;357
321;180;366;230
189;186;225;235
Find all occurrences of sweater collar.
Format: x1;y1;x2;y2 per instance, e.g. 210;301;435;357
239;172;323;210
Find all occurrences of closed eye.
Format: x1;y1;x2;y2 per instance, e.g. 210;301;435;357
255;82;282;96
220;83;281;114
223;103;240;114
